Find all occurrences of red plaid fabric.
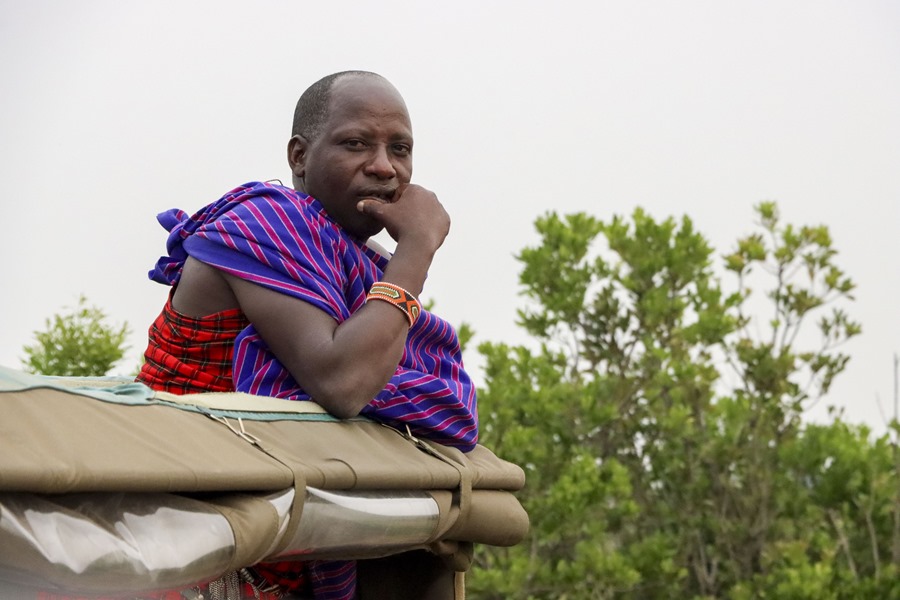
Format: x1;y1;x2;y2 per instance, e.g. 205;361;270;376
136;292;249;394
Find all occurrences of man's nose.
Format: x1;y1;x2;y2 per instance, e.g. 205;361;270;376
364;145;397;179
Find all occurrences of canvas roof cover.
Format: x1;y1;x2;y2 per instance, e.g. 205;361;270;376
0;367;528;594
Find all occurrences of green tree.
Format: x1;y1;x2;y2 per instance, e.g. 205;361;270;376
469;203;899;598
22;295;130;377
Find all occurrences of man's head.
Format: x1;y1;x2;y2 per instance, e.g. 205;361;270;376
288;71;413;239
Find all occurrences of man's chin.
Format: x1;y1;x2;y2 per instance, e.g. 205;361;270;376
347;218;384;241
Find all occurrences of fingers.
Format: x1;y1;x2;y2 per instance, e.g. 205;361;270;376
356;197;390;215
393;183;431;205
357;184;450;249
357;184;434;216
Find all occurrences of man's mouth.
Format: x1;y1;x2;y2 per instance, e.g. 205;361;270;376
358;187;396;202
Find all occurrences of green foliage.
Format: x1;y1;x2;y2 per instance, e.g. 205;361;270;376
469;203;899;598
22;295;130;376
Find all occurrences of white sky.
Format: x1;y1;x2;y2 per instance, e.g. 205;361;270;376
1;0;898;434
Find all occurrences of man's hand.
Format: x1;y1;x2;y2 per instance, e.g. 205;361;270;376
356;184;450;254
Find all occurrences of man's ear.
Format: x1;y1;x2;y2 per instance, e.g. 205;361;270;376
287;134;309;178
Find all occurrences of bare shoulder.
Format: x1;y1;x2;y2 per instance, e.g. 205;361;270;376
171;257;240;317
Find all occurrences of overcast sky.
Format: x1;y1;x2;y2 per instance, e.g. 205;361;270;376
2;0;898;434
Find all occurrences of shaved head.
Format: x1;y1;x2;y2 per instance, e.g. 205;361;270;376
292;70;389;141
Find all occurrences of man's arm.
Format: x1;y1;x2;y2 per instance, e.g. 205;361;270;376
223;183;450;419
224;273;408;418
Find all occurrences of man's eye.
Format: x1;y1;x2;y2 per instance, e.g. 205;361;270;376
392;144;411;155
344;140;366;149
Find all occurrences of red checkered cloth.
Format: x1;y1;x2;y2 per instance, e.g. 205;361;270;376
136;292;250;394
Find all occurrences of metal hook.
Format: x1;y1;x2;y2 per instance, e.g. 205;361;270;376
210;415;262;447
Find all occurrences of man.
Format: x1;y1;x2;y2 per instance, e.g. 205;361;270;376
133;71;477;599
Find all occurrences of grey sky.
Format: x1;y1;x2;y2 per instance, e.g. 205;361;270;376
1;0;898;433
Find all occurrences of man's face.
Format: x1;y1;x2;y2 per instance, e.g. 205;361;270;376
295;76;413;239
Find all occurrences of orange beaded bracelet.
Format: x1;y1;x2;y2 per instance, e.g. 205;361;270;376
366;282;422;327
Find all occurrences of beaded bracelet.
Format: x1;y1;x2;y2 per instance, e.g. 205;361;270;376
366;282;422;327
